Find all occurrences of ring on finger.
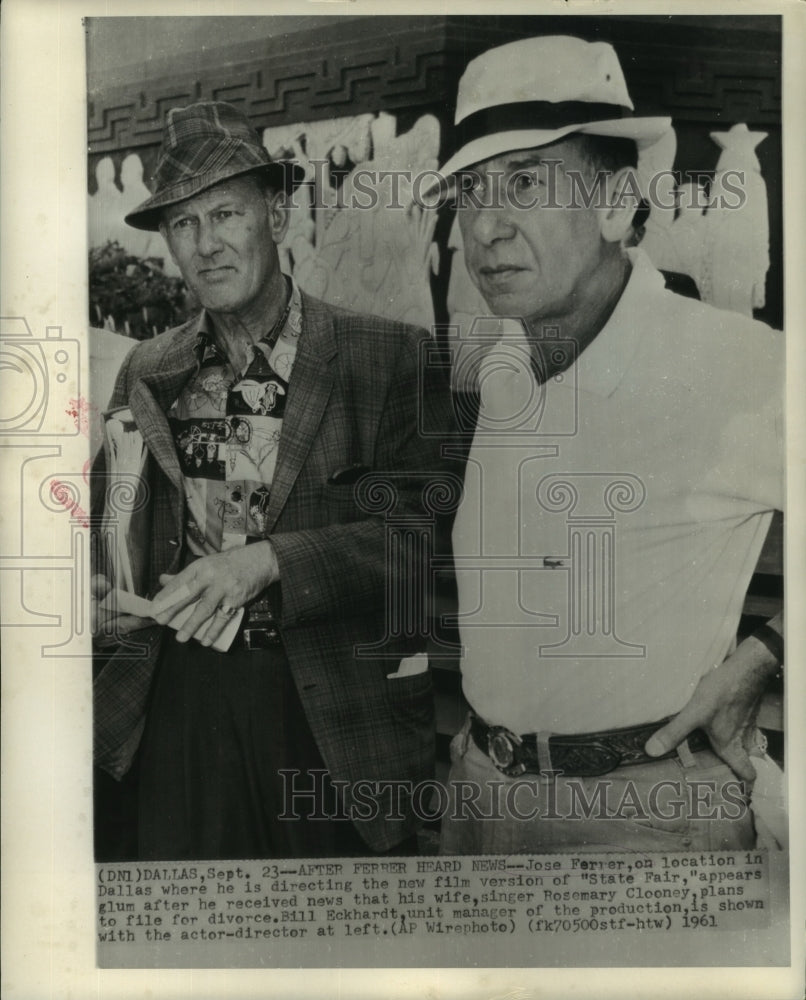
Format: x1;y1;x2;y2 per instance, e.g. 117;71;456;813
215;604;238;618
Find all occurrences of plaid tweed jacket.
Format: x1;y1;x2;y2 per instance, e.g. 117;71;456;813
93;291;458;852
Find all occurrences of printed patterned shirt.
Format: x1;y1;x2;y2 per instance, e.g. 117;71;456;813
168;277;303;556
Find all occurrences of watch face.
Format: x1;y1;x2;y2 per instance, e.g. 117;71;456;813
489;731;515;770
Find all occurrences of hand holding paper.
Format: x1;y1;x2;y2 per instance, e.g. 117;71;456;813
151;540;280;647
92;573;153;646
98;586;244;652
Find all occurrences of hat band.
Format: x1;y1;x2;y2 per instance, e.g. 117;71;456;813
455;100;634;151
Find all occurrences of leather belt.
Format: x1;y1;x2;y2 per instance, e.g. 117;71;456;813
232;593;283;650
470;715;710;778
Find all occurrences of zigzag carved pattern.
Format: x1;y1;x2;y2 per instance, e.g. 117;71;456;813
88;41;455;154
87;26;780;155
654;74;779;120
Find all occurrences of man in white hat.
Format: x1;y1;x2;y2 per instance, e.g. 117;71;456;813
439;37;784;853
92;101;457;860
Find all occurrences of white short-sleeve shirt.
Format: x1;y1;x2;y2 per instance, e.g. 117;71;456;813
453;250;783;735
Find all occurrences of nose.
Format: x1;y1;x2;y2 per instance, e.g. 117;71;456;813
196;219;224;257
465;204;517;247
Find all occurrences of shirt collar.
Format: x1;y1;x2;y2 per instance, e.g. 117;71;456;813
194;311;217;364
193;273;301;364
570;248;666;398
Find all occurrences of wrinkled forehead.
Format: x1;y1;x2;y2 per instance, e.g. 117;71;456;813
460;137;589;178
161;174;264;221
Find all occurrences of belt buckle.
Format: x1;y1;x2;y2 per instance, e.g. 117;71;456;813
487;725;526;777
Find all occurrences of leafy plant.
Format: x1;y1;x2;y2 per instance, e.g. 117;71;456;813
89;241;193;338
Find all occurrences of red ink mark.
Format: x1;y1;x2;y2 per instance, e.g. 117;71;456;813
66;396;97;439
50;479;90;529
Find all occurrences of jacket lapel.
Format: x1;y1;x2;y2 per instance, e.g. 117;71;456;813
129;326;200;494
263;293;336;532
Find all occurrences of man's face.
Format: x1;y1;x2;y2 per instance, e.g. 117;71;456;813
161;175;287;317
458;137;610;325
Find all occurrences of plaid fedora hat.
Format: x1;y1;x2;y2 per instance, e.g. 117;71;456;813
125;101;303;232
437;35;672;183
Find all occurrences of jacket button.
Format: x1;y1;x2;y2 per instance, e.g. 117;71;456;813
168;538;180;547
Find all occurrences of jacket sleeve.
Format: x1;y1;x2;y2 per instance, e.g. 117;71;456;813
269;328;459;630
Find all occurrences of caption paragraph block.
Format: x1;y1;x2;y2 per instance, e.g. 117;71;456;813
96;850;782;968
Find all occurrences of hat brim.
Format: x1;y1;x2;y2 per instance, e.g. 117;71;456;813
419;118;672;208
124;160;306;232
422;116;672;203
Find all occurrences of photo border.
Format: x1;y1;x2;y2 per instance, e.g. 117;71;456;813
2;1;804;997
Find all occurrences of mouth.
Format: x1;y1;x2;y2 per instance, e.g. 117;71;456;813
480;264;526;274
478;264;528;284
197;266;236;280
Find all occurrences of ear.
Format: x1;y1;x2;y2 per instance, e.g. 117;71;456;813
598;165;642;244
265;189;291;246
158;221;180;267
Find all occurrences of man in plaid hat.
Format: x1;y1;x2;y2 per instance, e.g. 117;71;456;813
439;36;784;853
92;101;456;860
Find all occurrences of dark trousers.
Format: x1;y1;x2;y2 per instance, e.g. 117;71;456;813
132;634;417;861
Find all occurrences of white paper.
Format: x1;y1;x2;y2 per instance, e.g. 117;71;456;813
100;586;244;651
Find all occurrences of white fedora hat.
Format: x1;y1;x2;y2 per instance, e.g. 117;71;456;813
439;35;672;180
